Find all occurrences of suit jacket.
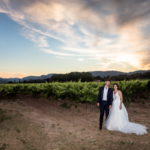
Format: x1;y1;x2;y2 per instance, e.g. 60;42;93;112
97;86;113;105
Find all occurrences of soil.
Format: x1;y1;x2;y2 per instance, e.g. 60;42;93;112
0;97;149;150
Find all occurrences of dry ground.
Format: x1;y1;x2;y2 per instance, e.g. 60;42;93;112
0;97;149;150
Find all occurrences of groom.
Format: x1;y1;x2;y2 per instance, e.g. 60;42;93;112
97;80;113;130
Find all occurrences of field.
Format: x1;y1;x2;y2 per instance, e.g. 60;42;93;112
0;80;149;103
0;80;150;150
0;97;149;150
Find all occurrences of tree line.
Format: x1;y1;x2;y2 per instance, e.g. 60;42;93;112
19;71;150;83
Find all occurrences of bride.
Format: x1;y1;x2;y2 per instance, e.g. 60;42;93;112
105;83;148;135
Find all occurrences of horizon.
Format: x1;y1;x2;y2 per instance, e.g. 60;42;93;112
0;0;150;78
1;69;149;79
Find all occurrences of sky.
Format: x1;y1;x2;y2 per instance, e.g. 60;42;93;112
0;0;150;78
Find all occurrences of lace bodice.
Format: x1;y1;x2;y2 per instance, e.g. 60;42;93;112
113;91;120;101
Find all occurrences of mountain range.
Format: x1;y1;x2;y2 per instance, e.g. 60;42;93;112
0;70;149;83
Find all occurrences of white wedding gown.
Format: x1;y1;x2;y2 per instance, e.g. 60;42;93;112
105;91;148;135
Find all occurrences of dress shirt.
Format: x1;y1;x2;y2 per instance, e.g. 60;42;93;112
102;86;108;101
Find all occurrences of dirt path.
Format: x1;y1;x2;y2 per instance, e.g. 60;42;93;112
0;97;149;150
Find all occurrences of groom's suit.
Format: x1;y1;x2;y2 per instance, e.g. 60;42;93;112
97;86;113;129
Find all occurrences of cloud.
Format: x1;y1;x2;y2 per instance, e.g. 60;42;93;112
77;58;84;62
114;0;150;26
80;0;150;26
0;0;150;71
43;48;75;56
135;50;150;69
21;29;49;48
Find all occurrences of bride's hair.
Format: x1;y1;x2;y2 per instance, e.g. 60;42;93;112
113;83;119;89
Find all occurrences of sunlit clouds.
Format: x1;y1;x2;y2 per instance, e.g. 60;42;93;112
0;0;150;77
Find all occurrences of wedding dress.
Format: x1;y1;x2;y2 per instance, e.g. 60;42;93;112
105;91;148;135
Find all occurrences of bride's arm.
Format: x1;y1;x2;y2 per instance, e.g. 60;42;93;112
119;91;123;109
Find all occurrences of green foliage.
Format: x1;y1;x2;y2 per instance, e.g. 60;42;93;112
0;80;149;103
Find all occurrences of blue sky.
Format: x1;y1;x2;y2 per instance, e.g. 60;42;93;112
0;0;150;78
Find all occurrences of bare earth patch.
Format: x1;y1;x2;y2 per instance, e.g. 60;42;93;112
0;97;149;150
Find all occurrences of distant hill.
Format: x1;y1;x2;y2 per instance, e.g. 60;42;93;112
22;74;54;81
88;70;150;77
0;70;149;83
0;74;54;83
89;71;125;77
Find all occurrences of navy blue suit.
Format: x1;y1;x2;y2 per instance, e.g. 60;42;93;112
97;86;113;129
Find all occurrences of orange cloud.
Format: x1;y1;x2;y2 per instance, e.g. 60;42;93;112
0;73;28;78
134;50;150;69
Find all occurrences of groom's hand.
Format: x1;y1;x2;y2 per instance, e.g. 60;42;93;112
97;103;100;107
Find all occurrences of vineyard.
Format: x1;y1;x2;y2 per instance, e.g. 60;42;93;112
0;80;150;150
0;80;149;103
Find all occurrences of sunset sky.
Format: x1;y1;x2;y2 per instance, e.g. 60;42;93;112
0;0;150;78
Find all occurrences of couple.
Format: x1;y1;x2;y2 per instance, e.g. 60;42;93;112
96;80;148;135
